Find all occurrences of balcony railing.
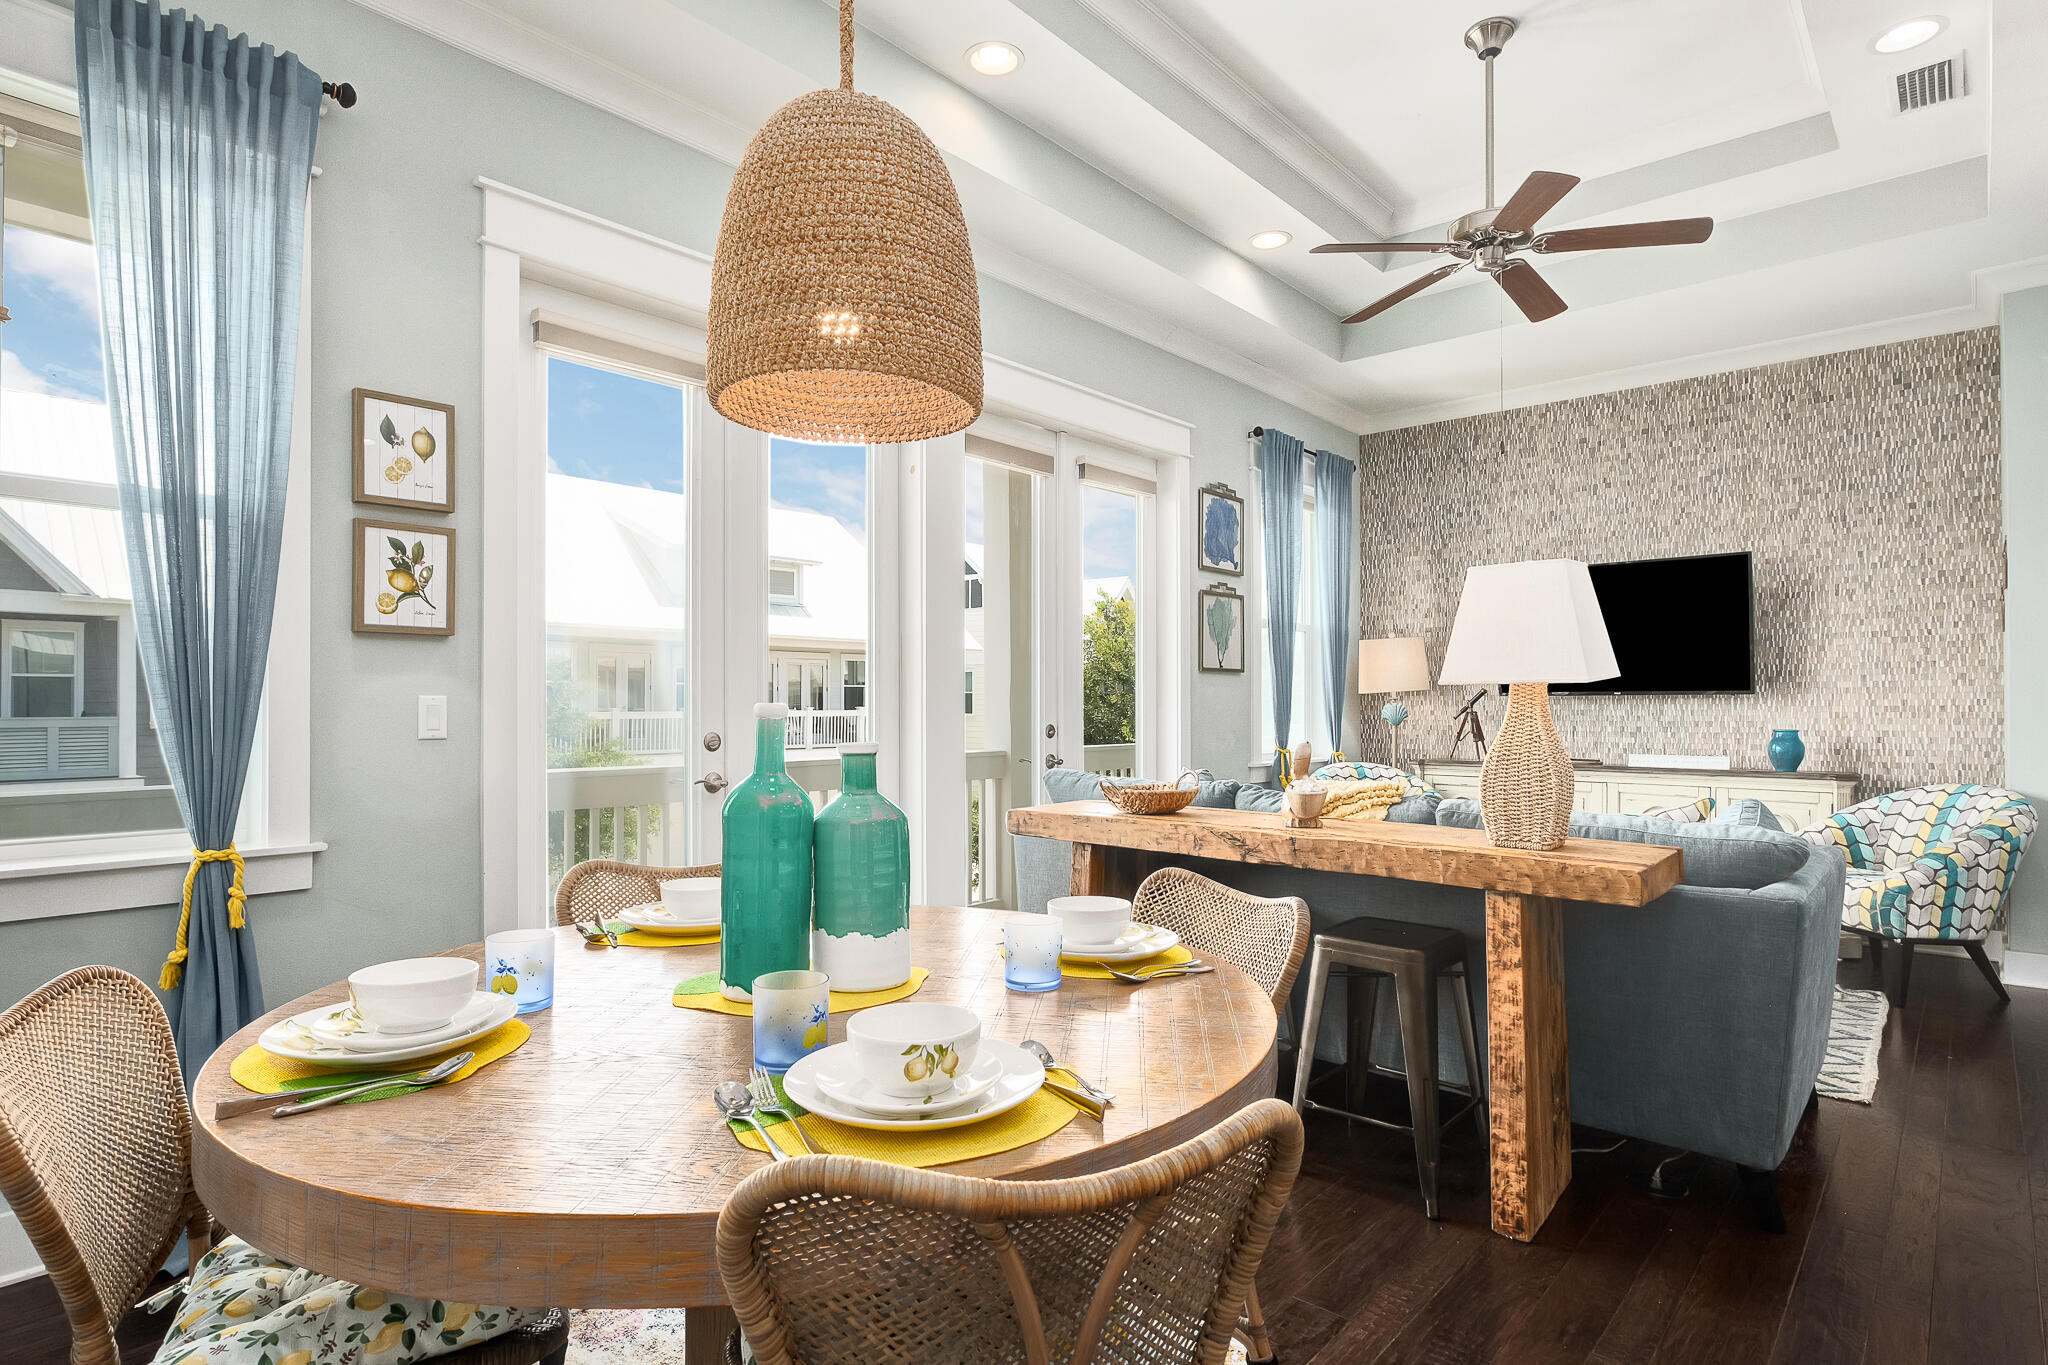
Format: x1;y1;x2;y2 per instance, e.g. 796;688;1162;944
1080;743;1137;778
0;715;118;782
966;748;1012;909
784;709;869;751
564;708;870;760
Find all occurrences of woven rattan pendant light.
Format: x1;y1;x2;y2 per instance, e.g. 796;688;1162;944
708;0;982;444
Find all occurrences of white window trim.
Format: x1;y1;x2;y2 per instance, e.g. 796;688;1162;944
768;560;803;606
2;618;83;717
1247;446;1333;775
0;184;321;919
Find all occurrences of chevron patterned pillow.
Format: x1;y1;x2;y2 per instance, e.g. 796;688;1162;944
1640;795;1716;823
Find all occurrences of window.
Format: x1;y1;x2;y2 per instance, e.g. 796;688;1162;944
842;658;866;710
4;621;82;717
964;669;975;715
768;562;802;604
964;561;983;609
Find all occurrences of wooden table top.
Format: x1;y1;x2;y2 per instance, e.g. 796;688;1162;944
1008;801;1684;906
190;906;1278;1309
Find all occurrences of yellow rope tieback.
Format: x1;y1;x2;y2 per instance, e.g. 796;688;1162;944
1274;746;1292;787
161;845;248;990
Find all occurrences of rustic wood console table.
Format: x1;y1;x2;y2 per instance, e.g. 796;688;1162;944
1006;800;1685;1241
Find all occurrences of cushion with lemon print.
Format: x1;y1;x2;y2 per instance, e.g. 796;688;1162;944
153;1237;542;1365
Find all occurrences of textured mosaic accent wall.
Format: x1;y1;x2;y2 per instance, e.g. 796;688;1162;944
1355;328;2003;800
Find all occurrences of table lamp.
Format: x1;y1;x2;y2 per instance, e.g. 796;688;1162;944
1357;636;1430;773
1436;560;1617;850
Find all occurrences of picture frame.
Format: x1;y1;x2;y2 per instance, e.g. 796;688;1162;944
353;518;454;637
353;388;455;512
1198;582;1245;673
1197;483;1244;576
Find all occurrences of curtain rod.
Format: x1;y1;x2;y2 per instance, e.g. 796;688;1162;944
322;82;356;108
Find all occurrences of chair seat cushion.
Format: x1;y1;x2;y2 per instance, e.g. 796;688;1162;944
154;1237;543;1365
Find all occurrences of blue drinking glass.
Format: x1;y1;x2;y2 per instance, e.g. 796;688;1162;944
1004;917;1063;993
753;969;830;1072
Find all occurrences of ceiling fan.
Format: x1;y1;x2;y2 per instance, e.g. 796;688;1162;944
1313;16;1714;326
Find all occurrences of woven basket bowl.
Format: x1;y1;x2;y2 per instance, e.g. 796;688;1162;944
1099;771;1201;816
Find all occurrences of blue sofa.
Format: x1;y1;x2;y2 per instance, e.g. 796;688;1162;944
1016;776;1842;1178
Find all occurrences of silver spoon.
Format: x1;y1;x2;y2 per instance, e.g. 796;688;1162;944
265;1051;475;1119
1020;1039;1115;1103
715;1080;789;1160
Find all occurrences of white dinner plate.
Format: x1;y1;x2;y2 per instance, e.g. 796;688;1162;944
618;902;720;932
784;1040;1044;1131
1058;923;1180;964
260;992;518;1066
811;1047;1005;1117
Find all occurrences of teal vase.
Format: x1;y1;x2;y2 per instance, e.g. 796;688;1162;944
719;704;814;1001
1768;728;1806;773
812;744;911;991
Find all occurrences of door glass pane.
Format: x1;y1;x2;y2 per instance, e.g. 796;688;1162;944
963;454;1039;908
1081;484;1138;779
768;438;870;802
543;357;689;886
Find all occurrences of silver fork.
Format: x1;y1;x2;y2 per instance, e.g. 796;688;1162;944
750;1066;817;1154
1107;963;1214;985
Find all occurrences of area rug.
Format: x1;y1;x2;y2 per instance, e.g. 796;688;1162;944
568;1309;691;1364
1816;985;1887;1103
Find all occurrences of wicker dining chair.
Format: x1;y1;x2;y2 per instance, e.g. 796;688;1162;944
554;858;721;929
1128;868;1310;1365
0;966;568;1365
717;1098;1305;1365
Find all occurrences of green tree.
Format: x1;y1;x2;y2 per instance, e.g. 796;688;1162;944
1081;591;1136;745
546;652;656;884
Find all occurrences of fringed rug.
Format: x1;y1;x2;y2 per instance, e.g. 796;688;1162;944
568;1309;692;1364
1816;985;1887;1103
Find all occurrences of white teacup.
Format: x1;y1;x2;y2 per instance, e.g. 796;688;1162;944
845;1002;981;1099
347;958;478;1035
659;876;722;922
1048;895;1133;949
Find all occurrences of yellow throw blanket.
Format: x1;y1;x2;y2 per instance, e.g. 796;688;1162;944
1319;777;1409;822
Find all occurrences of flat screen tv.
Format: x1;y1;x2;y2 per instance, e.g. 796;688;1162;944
1545;551;1754;695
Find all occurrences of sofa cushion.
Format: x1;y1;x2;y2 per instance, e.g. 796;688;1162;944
1236;784;1286;813
1714;797;1785;831
1435;798;1810;890
1043;767;1239;808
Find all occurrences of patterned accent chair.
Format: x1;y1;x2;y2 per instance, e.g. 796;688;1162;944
1800;785;2036;1004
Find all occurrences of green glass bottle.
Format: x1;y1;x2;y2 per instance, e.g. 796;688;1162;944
812;743;911;991
719;703;814;1001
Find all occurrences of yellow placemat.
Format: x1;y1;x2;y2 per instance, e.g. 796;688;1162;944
605;920;719;948
228;1019;531;1103
1055;944;1195;980
731;1071;1083;1168
672;967;929;1015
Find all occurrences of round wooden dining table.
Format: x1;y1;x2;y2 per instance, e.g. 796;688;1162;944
192;906;1278;1365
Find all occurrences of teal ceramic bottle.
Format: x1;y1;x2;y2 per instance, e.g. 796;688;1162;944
719;703;814;1001
812;743;911;991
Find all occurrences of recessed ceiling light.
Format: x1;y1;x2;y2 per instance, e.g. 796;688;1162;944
1249;230;1292;250
966;42;1023;76
1873;16;1945;53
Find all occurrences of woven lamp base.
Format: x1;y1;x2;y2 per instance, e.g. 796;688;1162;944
1477;682;1575;851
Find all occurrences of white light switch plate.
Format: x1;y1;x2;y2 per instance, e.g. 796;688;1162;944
418;694;448;740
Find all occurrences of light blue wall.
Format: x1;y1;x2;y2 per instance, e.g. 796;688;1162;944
0;0;1355;1020
2004;286;2048;953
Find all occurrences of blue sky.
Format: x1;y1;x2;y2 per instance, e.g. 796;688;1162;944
548;355;1136;579
1;225;105;402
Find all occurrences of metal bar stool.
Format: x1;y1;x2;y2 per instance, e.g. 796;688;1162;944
1289;916;1487;1218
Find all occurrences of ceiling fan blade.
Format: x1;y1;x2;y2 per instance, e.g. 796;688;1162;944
1531;217;1715;253
1311;241;1451;254
1494;260;1567;323
1341;262;1465;324
1491;171;1581;235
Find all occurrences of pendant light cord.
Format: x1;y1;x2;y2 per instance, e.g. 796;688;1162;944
840;0;856;90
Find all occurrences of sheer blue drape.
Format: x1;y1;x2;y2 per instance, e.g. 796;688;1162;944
1258;428;1304;779
1312;450;1356;759
77;0;320;1087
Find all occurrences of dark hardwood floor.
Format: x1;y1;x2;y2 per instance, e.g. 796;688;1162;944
3;953;2042;1363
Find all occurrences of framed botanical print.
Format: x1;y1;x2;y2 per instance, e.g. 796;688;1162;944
353;518;453;636
1197;483;1244;576
1198;583;1245;673
353;388;454;512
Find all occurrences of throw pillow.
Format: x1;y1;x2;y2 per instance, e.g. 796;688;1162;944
154;1237;540;1365
1713;797;1785;831
1640;796;1716;823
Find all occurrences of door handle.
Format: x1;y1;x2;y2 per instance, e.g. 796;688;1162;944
695;772;728;794
1045;754;1064;769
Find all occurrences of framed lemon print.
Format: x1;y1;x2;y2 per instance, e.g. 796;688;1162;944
353;388;454;512
353;518;454;636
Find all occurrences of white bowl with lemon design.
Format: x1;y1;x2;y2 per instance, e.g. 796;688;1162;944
845;1001;980;1099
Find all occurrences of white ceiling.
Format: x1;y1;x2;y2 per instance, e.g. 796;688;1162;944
350;0;2048;432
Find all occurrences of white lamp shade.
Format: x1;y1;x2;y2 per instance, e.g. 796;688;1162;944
1357;636;1430;693
1436;559;1619;685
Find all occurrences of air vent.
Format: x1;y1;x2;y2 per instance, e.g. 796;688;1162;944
1896;55;1965;112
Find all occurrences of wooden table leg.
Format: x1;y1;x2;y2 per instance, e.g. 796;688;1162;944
1484;890;1571;1241
1070;841;1149;899
684;1303;738;1365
